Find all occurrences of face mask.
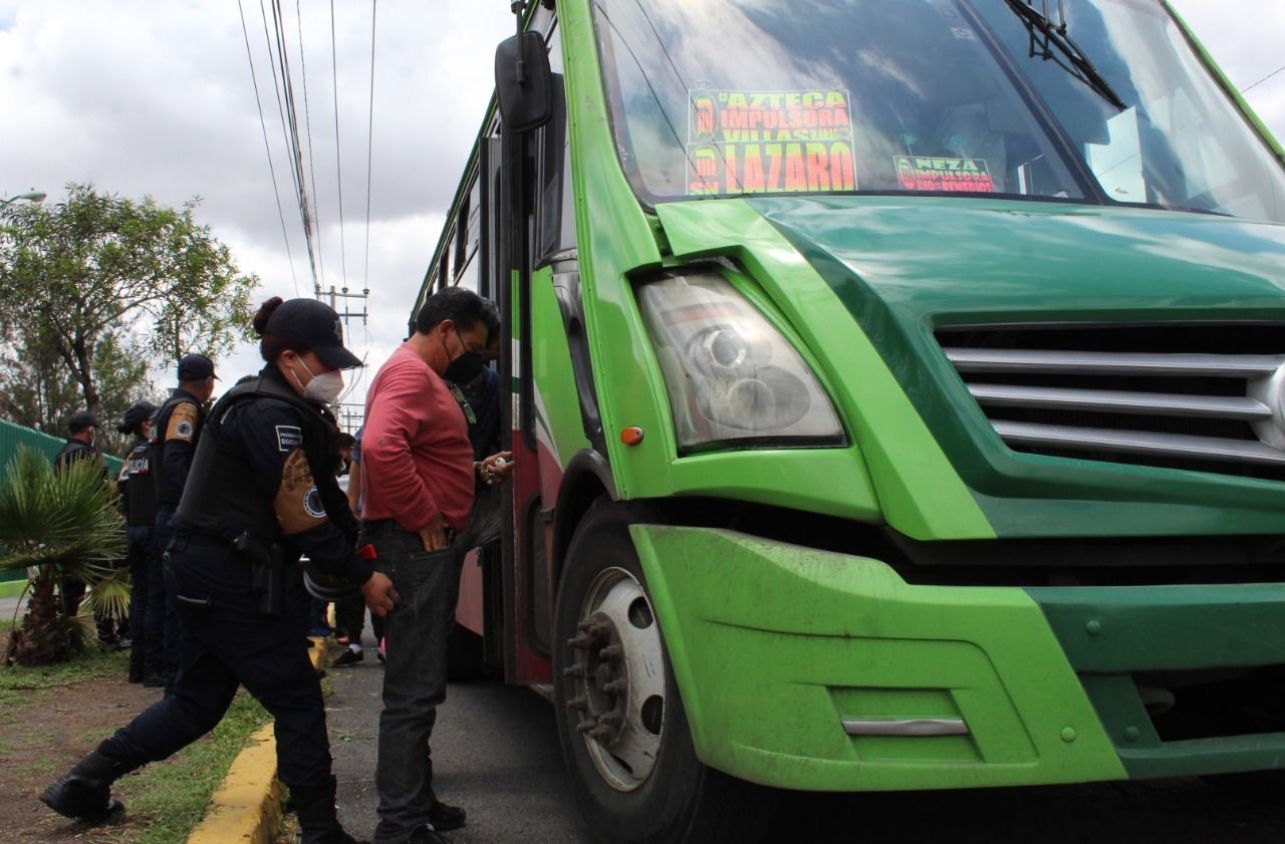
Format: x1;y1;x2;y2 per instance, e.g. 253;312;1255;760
289;355;345;405
441;330;487;385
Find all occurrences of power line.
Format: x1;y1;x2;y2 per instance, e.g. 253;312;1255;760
236;0;299;295
296;0;328;296
257;0;317;292
268;0;320;291
330;0;350;292
1242;63;1285;95
363;0;378;293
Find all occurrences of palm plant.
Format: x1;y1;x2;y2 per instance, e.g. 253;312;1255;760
0;447;128;665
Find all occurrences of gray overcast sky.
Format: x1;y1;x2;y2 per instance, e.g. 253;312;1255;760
2;1;1284;424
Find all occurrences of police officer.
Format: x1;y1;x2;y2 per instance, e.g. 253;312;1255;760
54;410;107;616
116;401;159;684
42;296;398;844
54;410;102;471
150;352;217;691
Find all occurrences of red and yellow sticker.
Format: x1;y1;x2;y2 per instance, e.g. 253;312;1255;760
894;156;995;193
687;89;857;196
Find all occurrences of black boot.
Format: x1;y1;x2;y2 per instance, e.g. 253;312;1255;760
41;740;139;822
293;775;368;844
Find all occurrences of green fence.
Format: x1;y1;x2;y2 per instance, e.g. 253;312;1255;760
0;418;124;583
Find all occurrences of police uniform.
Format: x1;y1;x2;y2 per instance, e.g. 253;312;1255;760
116;401;159;684
150;355;214;690
151;386;205;537
53;436;97;470
42;301;375;844
53;410;105;616
53;410;104;475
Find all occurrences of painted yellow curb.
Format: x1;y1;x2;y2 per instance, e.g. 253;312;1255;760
186;636;330;844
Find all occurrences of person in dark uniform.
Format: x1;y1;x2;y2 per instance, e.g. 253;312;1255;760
53;410;107;616
149;353;217;691
41;297;399;844
116;401;159;684
54;410;102;471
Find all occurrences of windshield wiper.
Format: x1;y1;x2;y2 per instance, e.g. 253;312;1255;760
1002;0;1127;111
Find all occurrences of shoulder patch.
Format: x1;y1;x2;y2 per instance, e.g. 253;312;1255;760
275;424;303;453
166;402;199;443
275;449;327;535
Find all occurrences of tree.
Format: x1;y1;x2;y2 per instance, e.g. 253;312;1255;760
0;183;259;424
0;328;150;456
0;448;128;666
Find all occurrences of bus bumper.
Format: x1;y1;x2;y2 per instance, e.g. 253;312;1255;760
630;525;1285;791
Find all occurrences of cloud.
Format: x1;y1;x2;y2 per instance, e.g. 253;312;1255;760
0;0;510;283
1168;1;1285;132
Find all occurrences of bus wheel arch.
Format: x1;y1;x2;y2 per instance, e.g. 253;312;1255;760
551;448;616;592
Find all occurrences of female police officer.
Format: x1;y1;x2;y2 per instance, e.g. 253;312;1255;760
42;297;397;844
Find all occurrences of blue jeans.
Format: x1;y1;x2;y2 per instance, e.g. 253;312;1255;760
365;520;461;843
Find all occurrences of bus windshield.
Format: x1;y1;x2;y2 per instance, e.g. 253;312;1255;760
591;0;1285;222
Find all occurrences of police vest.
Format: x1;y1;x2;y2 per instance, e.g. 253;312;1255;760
54;438;95;473
121;437;158;527
174;375;348;545
150;391;204;507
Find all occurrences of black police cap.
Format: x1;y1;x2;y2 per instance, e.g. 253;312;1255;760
178;353;218;382
68;410;98;432
266;298;363;369
117;401;158;434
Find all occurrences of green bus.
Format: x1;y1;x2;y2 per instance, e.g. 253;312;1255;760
412;1;1285;840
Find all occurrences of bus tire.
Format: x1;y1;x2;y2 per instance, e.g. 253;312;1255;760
552;502;774;844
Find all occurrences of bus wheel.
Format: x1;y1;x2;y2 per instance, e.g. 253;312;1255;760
553;503;773;844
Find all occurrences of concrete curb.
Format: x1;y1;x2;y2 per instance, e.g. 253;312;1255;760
186;635;329;844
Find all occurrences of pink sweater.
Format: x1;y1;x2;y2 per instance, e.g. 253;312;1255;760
360;343;475;532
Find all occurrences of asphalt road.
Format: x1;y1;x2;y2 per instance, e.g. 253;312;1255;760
327;637;1285;844
327;639;592;844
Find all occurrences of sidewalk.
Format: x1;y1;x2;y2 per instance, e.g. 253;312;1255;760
327;630;590;843
0;594;27;621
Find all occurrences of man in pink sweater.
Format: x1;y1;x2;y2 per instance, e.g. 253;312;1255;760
361;287;511;844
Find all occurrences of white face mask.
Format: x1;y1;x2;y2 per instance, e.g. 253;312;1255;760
304;370;345;405
290;356;345;405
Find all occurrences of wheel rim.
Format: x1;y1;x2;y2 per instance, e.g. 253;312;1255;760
563;566;666;792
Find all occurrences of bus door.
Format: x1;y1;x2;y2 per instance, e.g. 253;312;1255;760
496;14;569;686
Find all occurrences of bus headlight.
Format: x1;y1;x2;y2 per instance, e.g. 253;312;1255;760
636;271;843;449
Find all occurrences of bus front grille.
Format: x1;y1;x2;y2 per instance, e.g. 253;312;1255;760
935;323;1285;482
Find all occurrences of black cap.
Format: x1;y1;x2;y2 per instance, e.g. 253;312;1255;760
68;410;98;432
117;401;158;434
178;353;218;382
266;298;363;369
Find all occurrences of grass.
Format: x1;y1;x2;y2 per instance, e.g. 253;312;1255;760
0;642;273;844
119;691;272;844
0;645;126;716
0;579;28;600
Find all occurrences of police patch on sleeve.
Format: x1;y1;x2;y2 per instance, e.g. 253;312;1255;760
275;425;303;453
166;402;199;443
275;449;327;534
304;487;325;518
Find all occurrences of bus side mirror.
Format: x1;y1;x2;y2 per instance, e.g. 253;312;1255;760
495;31;553;134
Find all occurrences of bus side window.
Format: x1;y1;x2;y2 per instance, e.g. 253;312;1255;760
455;175;483;292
